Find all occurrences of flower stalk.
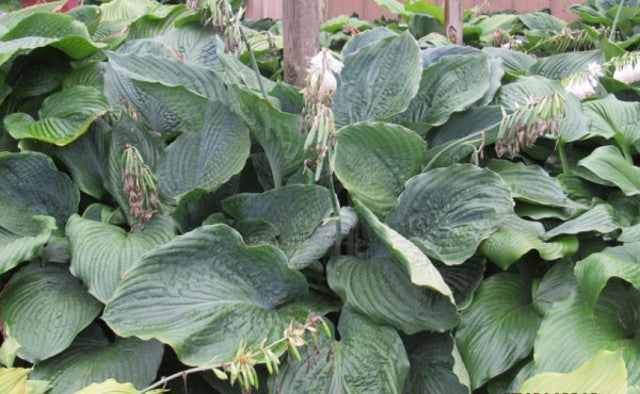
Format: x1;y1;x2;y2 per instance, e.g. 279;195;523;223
121;144;160;230
496;92;567;159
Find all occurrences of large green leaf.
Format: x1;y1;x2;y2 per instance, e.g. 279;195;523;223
529;50;604;80
353;199;454;297
456;274;540;389
534;281;640;385
544;203;625;239
575;243;640;313
272;308;409;394
0;151;79;235
0;264;101;363
386;164;513;265
236;185;333;257
397;53;495;128
333;31;422;128
532;260;577;315
103;224;313;366
403;333;470;394
578;145;640;196
0;216;57;274
521;350;627;393
480;214;578;270
0;13;103;65
483;47;536;72
582;95;640;151
31;325;163;394
74;379;163;394
333;122;426;217
4;86;111;146
55;123;108;199
328;256;459;334
288;207;358;270
157;101;250;201
487;160;572;207
228;86;304;187
66;214;175;304
0;368;49;394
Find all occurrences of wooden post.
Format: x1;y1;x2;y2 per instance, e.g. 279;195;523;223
283;0;321;87
445;0;463;45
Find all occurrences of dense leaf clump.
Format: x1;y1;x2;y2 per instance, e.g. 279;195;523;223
1;0;640;392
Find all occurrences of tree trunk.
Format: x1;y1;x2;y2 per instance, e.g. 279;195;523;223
283;0;321;87
445;0;463;45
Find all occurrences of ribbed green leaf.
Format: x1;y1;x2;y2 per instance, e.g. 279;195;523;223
532;260;577;315
288;207;357;270
483;47;536;72
328;256;458;333
157;101;250;201
354;199;454;298
103;224;311;366
4;86;111;146
334;31;422;128
31;324;163;394
0;368;49;394
522;350;627;393
0;264;101;363
0;216;56;274
67;214;175;303
0;13;103;65
480;214;578;270
579;145;640;196
333;122;425;217
229;85;304;187
398;54;494;128
74;379;161;394
575;243;640;313
272;307;409;394
544;203;623;239
387;164;513;265
0;2;63;34
456;274;540;389
529;50;604;80
583;95;640;150
403;333;470;394
487;160;571;207
341;27;397;58
534;282;640;385
0;151;79;235
55;123;108;199
237;185;333;257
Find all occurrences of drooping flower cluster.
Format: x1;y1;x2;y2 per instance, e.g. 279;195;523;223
563;61;603;100
203;0;244;54
610;51;640;85
302;49;344;180
496;92;567;159
121;144;160;229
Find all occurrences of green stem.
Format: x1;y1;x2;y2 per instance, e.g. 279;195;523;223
620;142;634;164
239;27;269;100
327;173;342;255
557;141;569;174
142;365;217;392
609;0;626;41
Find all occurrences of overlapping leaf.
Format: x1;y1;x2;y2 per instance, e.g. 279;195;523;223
4;86;111;146
103;224;312;366
386;164;513;265
333;31;422;128
333;122;427;217
272;308;410;393
31;325;163;394
0;264;101;363
0;216;57;274
67;214;175;303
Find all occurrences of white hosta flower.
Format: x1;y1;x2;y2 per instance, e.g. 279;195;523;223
303;49;343;103
563;62;603;100
611;52;640;85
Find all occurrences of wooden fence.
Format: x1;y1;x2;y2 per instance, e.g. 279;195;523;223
245;0;582;21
